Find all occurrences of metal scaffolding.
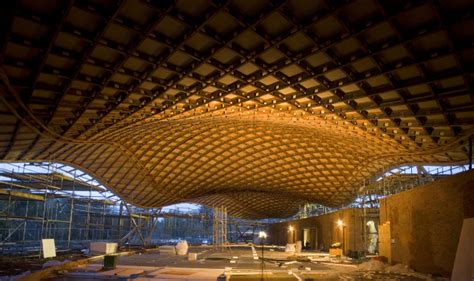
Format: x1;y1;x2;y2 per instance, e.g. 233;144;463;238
354;164;470;210
0;162;208;255
212;206;228;249
227;218;268;243
0;162;270;255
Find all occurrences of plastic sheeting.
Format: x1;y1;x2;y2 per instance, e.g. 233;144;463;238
176;240;189;256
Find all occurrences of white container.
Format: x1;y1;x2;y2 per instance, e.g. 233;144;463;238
295;241;303;253
285;243;296;254
188;253;197;261
89;242;117;254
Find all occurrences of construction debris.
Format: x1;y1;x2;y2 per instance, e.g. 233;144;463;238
357;260;436;280
42;260;70;269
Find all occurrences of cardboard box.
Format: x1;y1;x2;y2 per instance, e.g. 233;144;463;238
329;248;342;257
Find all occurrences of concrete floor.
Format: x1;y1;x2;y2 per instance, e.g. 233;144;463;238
52;245;435;281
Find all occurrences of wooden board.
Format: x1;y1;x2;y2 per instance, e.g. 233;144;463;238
41;239;56;258
451;218;474;281
378;222;391;263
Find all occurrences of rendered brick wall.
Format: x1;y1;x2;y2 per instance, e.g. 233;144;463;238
268;208;377;253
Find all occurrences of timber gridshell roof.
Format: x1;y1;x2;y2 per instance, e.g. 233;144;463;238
0;0;473;218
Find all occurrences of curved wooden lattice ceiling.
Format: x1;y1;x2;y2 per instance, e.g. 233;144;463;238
0;0;473;218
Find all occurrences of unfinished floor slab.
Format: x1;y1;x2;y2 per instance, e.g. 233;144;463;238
49;245;438;281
